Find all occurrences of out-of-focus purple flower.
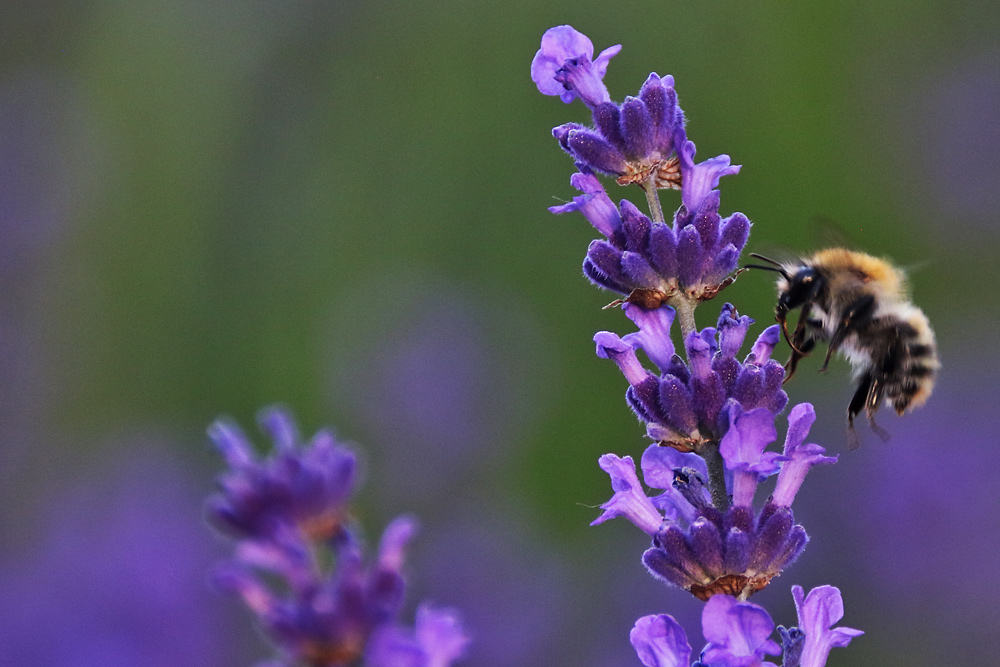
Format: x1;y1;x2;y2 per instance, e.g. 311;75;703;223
208;408;469;666
216;517;423;666
789;585;863;667
531;25;621;107
367;604;471;667
596;303;786;448
630;614;692;667
207;406;358;543
700;594;781;666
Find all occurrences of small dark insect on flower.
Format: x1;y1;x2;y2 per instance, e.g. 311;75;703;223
746;248;939;447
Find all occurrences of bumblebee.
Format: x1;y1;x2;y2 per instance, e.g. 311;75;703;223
748;248;938;444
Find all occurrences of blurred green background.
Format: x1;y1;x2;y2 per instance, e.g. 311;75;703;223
2;1;998;665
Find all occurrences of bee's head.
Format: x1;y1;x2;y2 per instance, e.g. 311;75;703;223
779;267;823;310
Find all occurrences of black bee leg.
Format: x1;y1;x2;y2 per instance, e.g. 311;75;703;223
819;342;837;373
847;373;870;449
783;338;815;383
864;372;891;442
846;369;890;448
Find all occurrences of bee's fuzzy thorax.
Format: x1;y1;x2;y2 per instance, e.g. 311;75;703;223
806;248;907;301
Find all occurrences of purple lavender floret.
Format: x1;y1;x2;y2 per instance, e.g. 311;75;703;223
553;168;750;302
788;585;863;667
699;594;781;666
596;303;786;447
207;408;469;666
630;587;857;666
593;405;823;600
531;25;621;107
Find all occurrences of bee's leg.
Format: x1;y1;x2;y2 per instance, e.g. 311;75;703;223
820;294;876;372
864;372;891;442
868;415;891;443
784;338;815;383
848;373;871;423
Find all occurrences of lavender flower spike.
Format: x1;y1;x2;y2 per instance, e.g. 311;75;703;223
531;25;621;107
790;585;863;667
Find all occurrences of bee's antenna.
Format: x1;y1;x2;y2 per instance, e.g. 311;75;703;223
744;253;791;279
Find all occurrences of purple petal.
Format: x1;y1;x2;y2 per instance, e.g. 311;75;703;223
792;585;864;667
772;404;838;508
748;325;781;365
639;73;680;154
548;171;622;238
594;331;653;387
676;224;704;287
678;140;741;213
647;223;678;277
531;26;596;99
701;595;781;664
377;515;419;573
591;454;663;535
621;302;676;372
584;239;627;286
622;250;661;286
717;303;753;359
719;406;779;508
593;43;623;78
413;604;470;666
620;199;652;252
685;330;713;380
630;614;693;667
658;376;699;436
621;96;655;158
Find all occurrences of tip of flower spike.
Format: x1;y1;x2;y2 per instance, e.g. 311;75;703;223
531;26;619;106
